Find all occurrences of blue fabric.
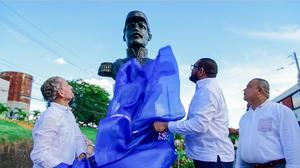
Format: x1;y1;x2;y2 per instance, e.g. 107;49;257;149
94;45;185;168
54;163;72;168
72;158;91;168
55;158;91;168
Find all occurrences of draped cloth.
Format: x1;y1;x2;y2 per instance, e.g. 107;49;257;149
55;158;91;168
71;45;185;168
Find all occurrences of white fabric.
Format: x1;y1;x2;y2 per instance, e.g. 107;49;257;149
168;78;234;162
31;102;87;168
236;100;300;168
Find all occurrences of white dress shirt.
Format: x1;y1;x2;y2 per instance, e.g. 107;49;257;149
31;102;87;168
236;100;300;168
168;78;234;162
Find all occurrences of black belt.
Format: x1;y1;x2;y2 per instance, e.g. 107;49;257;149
251;159;286;168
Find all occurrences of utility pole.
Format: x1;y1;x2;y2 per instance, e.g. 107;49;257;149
292;52;300;86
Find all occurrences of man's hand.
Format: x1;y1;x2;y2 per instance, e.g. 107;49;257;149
153;122;168;132
78;153;86;160
86;144;95;159
228;128;239;135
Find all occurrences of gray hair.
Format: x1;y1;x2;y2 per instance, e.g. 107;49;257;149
253;78;270;99
40;76;64;105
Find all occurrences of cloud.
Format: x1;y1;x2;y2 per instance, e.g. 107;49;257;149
178;51;298;128
178;64;194;111
55;57;66;64
232;25;300;41
218;61;297;127
30;99;47;112
84;77;115;98
29;85;47;112
29;58;298;128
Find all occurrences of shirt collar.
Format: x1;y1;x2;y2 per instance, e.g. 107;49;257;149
196;78;216;89
50;102;72;115
249;99;270;111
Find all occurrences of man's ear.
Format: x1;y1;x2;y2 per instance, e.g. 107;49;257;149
198;67;203;74
258;88;265;95
148;33;152;41
57;89;64;98
198;67;205;77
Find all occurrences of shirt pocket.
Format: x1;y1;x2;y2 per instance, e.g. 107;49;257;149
257;117;273;133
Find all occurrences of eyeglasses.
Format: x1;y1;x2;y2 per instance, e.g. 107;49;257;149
190;64;200;71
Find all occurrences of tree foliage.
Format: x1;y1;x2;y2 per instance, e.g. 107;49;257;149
30;110;41;123
69;79;110;126
0;103;10;116
12;108;28;121
172;134;194;168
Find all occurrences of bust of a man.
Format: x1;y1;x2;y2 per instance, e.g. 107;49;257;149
98;10;152;79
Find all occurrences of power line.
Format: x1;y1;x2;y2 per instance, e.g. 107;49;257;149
0;60;17;70
33;81;43;86
0;1;100;79
0;57;46;81
26;96;45;102
0;16;88;75
0;88;8;92
254;56;295;77
288;52;300;85
0;1;95;67
1;1;95;68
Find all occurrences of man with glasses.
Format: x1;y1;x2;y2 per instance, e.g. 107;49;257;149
153;58;234;168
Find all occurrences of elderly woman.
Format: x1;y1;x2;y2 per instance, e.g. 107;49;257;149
30;76;94;168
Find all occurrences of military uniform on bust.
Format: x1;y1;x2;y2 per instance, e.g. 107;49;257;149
98;10;153;79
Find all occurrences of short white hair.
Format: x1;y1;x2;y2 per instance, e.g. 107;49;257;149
40;76;64;105
254;78;270;99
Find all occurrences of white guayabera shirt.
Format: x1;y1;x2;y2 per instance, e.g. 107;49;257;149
31;102;87;168
236;100;300;168
168;78;234;162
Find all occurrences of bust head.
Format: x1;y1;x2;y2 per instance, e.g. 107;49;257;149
123;10;152;48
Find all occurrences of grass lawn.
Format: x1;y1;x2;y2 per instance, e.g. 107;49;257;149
0;119;32;143
0;118;98;144
80;127;97;143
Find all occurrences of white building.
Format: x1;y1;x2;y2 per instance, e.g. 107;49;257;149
273;84;300;124
0;78;9;104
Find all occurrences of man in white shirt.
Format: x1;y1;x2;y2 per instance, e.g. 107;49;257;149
153;58;234;168
236;78;300;168
31;76;94;168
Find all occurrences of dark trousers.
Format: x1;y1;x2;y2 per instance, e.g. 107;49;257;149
193;156;233;168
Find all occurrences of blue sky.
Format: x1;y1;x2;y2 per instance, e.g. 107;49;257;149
1;1;300;127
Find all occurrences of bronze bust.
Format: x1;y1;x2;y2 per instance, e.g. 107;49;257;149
98;10;153;79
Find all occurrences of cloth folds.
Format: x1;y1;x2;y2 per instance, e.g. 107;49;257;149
55;158;91;168
74;45;185;168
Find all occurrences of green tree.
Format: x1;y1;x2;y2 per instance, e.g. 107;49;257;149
172;134;194;168
69;79;110;126
30;110;41;123
13;108;29;121
0;103;10;116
